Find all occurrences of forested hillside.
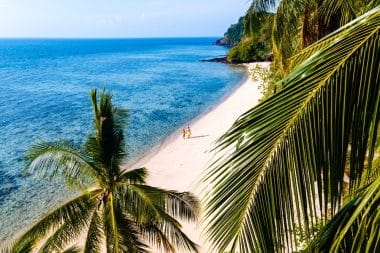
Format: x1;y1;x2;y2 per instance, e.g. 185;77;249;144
216;13;274;63
215;16;244;46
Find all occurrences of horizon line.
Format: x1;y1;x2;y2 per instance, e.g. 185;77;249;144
0;35;222;40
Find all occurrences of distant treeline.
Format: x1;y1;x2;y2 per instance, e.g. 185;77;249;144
216;13;274;63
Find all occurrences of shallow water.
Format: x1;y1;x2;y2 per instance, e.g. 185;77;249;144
0;38;245;240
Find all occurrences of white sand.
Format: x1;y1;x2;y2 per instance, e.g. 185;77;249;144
20;62;269;252
130;62;270;252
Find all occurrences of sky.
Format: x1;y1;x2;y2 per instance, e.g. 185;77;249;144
0;0;251;38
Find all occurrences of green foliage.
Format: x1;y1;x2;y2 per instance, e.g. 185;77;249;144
248;63;281;101
227;38;271;63
203;7;380;252
293;218;325;251
227;13;274;63
3;89;200;253
256;0;378;77
62;246;81;253
0;240;32;253
217;16;245;46
308;176;380;252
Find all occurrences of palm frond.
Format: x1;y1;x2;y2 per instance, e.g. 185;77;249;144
15;191;99;250
118;184;199;252
113;202;148;253
166;191;200;222
137;204;199;253
138;222;175;253
308;176;380;252
366;0;380;11
272;0;308;73
102;194;120;252
88;88;129;177
366;156;380;185
319;0;357;27
102;195;147;253
118;167;148;184
247;0;277;14
25;141;102;187
84;133;126;182
125;184;199;222
0;240;32;253
84;210;104;253
62;245;82;253
38;206;94;253
149;218;199;253
204;7;380;252
90;88;128;138
289;7;378;70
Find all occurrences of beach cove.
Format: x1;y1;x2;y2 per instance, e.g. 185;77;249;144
128;62;270;252
1;0;377;251
0;38;247;241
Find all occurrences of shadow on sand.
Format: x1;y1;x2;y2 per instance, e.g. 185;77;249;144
188;134;210;139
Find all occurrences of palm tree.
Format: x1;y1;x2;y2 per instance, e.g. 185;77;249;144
203;6;379;252
247;0;378;75
6;89;199;252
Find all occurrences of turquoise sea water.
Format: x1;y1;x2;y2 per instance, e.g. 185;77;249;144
0;38;245;240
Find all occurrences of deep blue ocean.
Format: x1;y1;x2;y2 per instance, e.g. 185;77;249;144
0;38;245;240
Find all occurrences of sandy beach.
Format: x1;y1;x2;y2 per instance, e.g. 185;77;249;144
130;62;270;252
7;62;269;252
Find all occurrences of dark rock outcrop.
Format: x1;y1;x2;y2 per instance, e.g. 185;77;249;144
200;56;229;64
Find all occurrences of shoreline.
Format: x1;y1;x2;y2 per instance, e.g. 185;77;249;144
126;62;270;252
125;64;249;170
5;62;269;250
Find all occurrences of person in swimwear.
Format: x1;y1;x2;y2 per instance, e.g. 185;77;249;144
187;125;191;138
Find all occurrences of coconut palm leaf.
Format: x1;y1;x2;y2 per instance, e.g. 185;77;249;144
25;141;101;187
0;241;32;253
364;156;380;187
125;184;199;222
319;0;357;26
90;89;128;132
16;190;100;250
272;0;307;74
137;205;199;253
62;246;81;253
138;222;175;252
89;88;129;173
247;0;277;14
105;200;148;253
118;207;149;253
308;176;380;252
102;194;118;251
38;222;83;253
289;7;379;70
165;191;199;221
204;7;380;253
361;0;380;13
38;204;95;253
151;218;199;253
118;167;148;184
84;209;104;253
118;184;199;252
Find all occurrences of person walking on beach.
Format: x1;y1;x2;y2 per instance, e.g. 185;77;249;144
187;125;191;139
182;128;186;139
